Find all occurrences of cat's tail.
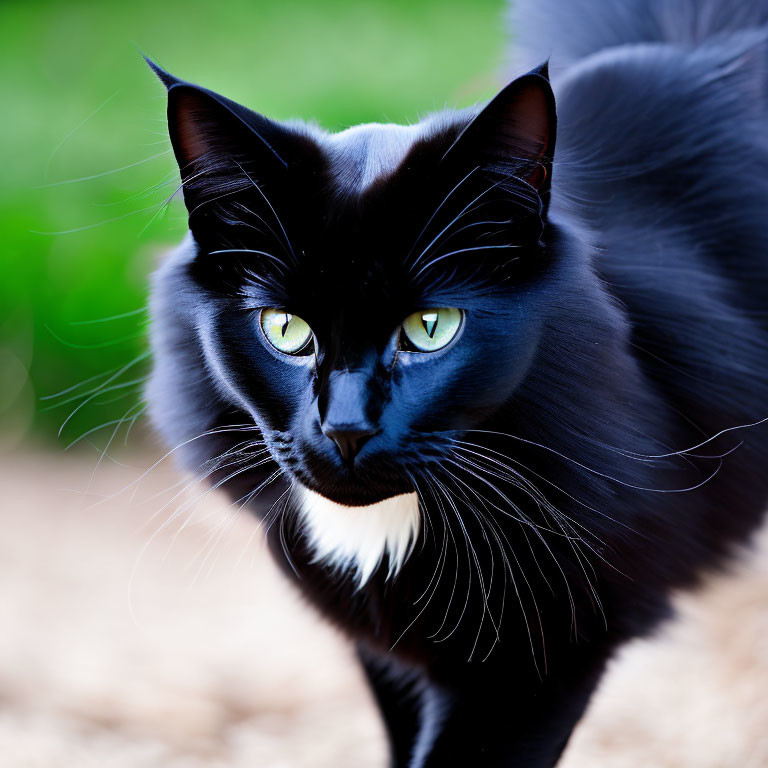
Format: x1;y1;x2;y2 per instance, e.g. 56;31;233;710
510;0;768;73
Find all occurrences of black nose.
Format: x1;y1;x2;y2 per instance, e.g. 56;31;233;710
322;425;378;464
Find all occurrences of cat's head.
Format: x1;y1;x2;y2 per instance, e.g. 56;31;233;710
147;60;559;514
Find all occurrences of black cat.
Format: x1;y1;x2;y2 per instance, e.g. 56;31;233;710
146;1;768;764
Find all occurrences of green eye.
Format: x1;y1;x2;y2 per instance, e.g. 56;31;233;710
260;309;313;355
401;308;462;352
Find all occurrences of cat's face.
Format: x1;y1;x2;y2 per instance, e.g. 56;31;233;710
151;62;555;509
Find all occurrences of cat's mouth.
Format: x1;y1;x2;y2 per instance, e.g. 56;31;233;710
290;463;414;507
268;430;417;507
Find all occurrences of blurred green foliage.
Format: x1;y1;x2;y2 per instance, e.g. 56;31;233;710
0;0;504;448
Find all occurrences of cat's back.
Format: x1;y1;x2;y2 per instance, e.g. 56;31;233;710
518;1;768;297
525;3;768;428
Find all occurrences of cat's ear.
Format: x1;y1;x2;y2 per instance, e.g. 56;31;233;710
444;64;556;195
145;58;317;225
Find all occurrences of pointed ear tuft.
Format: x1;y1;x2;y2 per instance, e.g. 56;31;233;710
165;85;290;176
143;56;181;90
445;65;556;195
530;59;550;81
152;75;320;242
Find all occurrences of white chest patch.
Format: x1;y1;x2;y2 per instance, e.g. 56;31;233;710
294;485;420;587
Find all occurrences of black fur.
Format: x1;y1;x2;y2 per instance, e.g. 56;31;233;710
146;2;768;765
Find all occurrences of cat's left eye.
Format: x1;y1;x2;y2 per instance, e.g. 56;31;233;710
260;309;314;355
401;308;462;352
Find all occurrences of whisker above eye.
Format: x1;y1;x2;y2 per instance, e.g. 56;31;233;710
412;244;521;280
405;165;480;261
233;159;297;263
408;170;537;274
207;248;291;275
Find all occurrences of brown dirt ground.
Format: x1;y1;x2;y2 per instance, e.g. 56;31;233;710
2;448;768;767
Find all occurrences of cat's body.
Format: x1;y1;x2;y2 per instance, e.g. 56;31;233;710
146;1;768;765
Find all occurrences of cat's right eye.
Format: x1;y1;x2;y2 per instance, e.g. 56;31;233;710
260;309;314;355
400;308;463;352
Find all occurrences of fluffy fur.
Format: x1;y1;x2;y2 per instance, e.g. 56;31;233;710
295;486;420;586
145;1;768;765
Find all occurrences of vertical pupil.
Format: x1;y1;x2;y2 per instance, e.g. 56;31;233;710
280;313;292;338
421;312;439;339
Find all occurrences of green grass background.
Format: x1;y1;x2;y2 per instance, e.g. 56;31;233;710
0;0;505;448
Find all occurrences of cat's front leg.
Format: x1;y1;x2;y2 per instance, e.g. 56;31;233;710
413;657;605;768
357;645;424;768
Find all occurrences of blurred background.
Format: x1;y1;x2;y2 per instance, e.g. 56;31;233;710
2;0;768;766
